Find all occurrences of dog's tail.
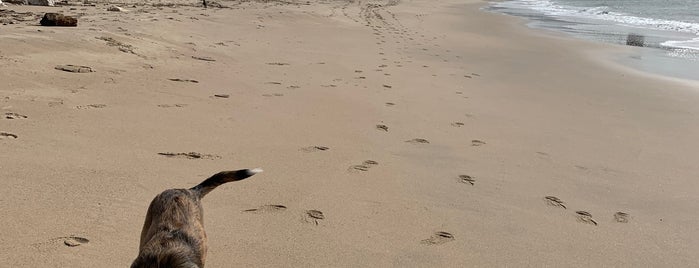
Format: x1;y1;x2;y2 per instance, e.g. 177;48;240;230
190;168;262;198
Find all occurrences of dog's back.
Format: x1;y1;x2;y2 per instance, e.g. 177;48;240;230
132;169;261;268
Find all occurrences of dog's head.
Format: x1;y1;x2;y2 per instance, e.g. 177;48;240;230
131;250;201;268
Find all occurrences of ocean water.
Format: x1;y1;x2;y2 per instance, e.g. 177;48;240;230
488;0;699;81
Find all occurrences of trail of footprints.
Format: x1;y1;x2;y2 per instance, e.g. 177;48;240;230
545;195;630;226
7;1;631;249
346;1;491;244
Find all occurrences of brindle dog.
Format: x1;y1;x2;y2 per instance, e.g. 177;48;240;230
131;168;262;268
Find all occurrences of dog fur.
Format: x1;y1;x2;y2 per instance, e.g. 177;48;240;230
131;168;262;268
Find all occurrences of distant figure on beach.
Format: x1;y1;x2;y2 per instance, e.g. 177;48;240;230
202;0;207;8
626;34;645;47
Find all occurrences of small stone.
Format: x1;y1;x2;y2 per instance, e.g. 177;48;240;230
55;65;93;73
107;5;126;12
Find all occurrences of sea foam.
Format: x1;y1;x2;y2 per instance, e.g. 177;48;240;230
493;0;699;50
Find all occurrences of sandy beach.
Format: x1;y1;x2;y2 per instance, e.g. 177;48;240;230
2;0;699;266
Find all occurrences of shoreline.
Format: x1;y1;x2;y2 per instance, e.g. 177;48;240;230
2;0;699;266
485;0;699;84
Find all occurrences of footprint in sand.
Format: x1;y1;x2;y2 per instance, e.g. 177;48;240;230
157;152;221;160
300;146;329;152
213;94;230;98
348;160;379;173
0;132;18;140
157;104;187;108
376;124;389;132
304;210;325;225
406;138;429;144
63;236;90;247
363;160;379;165
614;212;630;223
262;93;285;97
576;211;598;226
544;196;566;209
243;205;287;214
76;104;107;109
349;165;370;172
451;122;464;127
168;78;199;83
471;140;486;146
32;235;90;249
574;165;589;171
382;84;392;89
266;62;290;66
385;102;395;106
421;232;454;245
536;151;549;157
191;55;215;62
458;175;475;185
3;112;27;119
48;100;64;107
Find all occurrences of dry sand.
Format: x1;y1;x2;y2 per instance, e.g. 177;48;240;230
2;0;699;267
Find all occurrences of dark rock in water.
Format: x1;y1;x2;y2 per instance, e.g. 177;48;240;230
28;0;54;6
106;5;125;12
40;13;77;27
626;34;644;47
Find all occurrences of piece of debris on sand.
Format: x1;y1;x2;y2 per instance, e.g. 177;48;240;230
55;65;93;73
40;13;76;27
